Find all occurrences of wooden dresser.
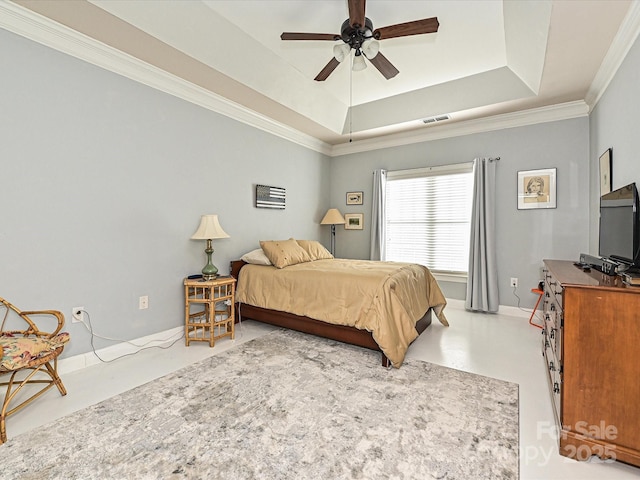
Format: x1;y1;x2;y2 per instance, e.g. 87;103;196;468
542;259;640;467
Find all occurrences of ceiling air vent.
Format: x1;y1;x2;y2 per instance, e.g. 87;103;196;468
422;114;451;124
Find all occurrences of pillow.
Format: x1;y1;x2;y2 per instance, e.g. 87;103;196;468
241;248;272;266
259;238;312;269
296;240;333;260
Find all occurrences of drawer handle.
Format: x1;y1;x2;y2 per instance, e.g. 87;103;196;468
553;382;560;394
550;303;556;311
549;361;555;371
550;329;555;339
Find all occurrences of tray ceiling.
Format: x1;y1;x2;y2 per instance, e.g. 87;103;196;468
5;0;636;151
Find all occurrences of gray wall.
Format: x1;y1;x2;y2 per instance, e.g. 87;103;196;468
589;33;640;252
4;19;636;359
330;119;590;307
0;29;331;358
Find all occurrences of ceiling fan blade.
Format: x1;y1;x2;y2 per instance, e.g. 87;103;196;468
348;0;366;28
314;57;341;81
373;17;439;40
281;32;340;41
368;52;399;80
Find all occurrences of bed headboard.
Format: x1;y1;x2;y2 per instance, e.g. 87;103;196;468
230;260;248;280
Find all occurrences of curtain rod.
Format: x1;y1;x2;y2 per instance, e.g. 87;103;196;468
373;157;500;175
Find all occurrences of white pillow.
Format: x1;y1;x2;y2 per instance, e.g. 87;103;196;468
241;248;272;266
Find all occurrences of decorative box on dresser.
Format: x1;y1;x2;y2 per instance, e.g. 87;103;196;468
542;259;640;467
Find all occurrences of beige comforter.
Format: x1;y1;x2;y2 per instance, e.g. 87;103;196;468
235;259;448;367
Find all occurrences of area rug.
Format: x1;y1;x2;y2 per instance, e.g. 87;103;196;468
1;329;519;479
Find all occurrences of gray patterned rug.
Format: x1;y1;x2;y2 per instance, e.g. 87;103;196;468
1;330;519;479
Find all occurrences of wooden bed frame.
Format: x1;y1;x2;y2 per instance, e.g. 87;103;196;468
230;260;432;367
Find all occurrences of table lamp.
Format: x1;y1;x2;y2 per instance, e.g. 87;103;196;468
191;214;230;280
320;208;346;256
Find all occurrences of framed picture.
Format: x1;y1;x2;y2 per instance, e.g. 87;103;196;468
344;213;364;230
517;168;557;210
599;148;612;195
346;191;363;205
256;184;285;209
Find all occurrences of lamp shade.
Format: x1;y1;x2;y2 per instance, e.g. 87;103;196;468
352;52;367;71
333;42;351;63
191;214;230;240
320;208;346;225
362;39;379;59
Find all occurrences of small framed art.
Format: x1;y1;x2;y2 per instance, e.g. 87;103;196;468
344;213;364;230
517;168;557;210
346;191;363;205
599;148;612;196
256;184;285;209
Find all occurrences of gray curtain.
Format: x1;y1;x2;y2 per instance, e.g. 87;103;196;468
370;169;387;260
465;157;499;312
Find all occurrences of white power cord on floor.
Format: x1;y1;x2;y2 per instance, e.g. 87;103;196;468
75;309;184;363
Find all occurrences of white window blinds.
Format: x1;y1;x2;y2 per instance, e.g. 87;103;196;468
385;163;474;274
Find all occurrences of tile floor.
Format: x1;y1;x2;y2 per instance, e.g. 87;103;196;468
5;302;639;479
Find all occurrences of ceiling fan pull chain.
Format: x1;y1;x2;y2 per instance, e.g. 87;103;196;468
349;53;353;143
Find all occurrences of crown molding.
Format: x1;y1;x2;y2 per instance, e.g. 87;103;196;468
2;1;631;159
329;101;590;157
0;1;333;156
585;1;640;109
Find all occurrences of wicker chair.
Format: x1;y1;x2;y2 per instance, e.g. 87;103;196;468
0;297;70;444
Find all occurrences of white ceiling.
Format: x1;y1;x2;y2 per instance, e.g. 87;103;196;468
5;0;639;152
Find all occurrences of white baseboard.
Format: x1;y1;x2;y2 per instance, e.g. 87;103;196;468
58;326;184;375
59;300;533;375
446;298;532;319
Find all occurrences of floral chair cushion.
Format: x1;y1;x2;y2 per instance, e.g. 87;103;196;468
0;332;70;370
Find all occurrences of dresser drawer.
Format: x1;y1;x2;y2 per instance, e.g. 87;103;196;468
543;275;563;362
543;342;562;422
548;321;562;362
544;271;564;311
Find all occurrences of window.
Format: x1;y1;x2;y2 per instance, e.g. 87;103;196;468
384;163;474;275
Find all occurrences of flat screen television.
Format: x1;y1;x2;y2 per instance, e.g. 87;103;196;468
599;182;640;269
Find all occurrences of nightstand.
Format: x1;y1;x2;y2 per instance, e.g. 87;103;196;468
184;276;236;347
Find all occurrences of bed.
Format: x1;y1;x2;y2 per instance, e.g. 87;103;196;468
230;239;448;368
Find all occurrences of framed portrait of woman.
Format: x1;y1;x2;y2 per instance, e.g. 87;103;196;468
517;168;557;210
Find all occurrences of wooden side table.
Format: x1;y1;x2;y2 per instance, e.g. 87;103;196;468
184;276;236;347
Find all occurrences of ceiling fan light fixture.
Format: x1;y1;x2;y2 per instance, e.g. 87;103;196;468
282;6;439;81
352;50;367;71
362;39;379;59
333;42;351;63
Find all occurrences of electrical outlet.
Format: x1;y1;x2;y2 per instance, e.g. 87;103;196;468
510;277;518;288
72;306;85;323
139;296;149;310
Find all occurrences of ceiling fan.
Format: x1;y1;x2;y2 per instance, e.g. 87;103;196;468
280;0;439;81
